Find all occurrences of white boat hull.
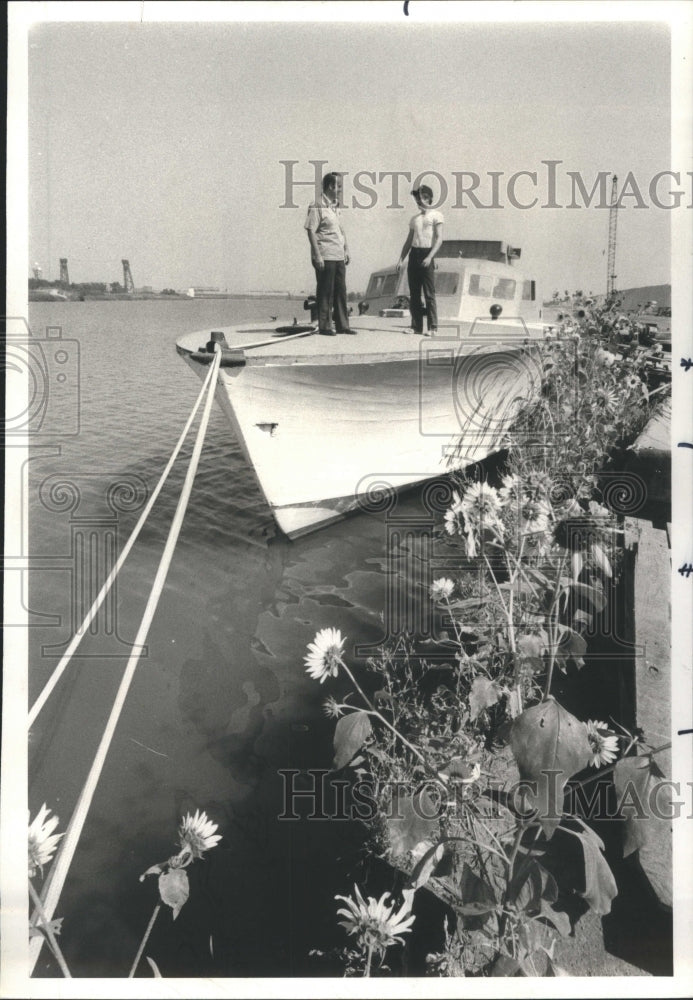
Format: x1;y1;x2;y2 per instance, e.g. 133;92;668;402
179;322;542;538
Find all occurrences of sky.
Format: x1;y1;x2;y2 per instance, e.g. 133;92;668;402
27;10;677;298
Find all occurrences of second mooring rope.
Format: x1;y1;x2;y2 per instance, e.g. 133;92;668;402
28;355;219;727
29;345;222;972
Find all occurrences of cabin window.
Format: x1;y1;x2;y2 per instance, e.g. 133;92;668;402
382;273;398;296
468;273;494;296
367;273;397;297
492;278;517;300
522;280;536;301
433;272;459;296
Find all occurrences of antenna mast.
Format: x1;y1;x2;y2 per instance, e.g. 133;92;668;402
606;175;618;303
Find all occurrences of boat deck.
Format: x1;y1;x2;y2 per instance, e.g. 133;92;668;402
176;315;545;367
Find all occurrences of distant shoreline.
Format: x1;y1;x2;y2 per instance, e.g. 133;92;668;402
29;292;305;302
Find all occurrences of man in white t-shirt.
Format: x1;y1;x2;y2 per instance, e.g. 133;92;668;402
396;185;444;335
304;172;356;336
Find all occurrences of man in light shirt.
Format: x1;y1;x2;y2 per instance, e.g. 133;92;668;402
305;172;356;336
396;185;444;336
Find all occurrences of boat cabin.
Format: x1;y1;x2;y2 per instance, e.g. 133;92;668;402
361;239;541;325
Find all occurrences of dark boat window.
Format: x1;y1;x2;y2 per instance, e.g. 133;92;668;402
468;274;494;296
522;280;536;301
434;272;459;296
367;273;397;297
492;278;517;300
382;273;398;295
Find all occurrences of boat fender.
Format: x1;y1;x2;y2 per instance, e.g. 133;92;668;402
189;348;246;368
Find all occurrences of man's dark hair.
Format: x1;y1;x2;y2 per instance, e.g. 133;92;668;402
322;172;341;192
414;184;434;203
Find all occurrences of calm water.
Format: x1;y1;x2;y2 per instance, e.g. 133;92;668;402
27;299;430;977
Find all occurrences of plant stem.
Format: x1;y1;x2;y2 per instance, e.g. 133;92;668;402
442;596;465;648
543;550;567;700
505;823;525;885
483;553;509;619
129;904;161;978
341;661;435;775
506;824;542;891
28;879;72;978
364;944;373;977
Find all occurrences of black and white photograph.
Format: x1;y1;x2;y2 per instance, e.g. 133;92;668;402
3;1;692;994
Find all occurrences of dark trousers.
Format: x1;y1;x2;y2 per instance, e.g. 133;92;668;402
314;259;349;332
408;248;438;332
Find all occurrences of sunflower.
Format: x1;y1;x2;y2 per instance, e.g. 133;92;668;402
304;627;345;683
28;804;63;878
336;884;415;954
520;496;552;536
322;695;344;719
593;385;619;411
178;809;222;859
586;720;620;768
460;481;503;529
430;578;454;601
443;496;465;537
498;473;522;506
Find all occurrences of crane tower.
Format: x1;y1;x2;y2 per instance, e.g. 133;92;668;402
122;259;135;294
606;175;618;303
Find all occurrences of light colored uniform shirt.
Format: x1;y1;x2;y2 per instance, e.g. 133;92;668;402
305;195;346;261
409;208;444;249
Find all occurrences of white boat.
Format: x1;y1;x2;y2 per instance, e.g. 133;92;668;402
176;239;546;539
29;287;69;302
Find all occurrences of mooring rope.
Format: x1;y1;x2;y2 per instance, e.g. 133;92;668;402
29;345;223;972
27;356;219;728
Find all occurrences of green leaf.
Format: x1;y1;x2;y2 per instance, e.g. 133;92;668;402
158;868;189;920
523;566;552;589
491;954;521;976
146;956;162;977
469;676;501;720
569;581;607;613
510;698;592;838
509;860;557;914
517;917;555;962
386;787;441;858
517;631;548;673
571;609;593;634
505;688;523;719
458;862;497;922
333;711;372;770
538;899;571;937
613;754;659;857
554;625;588;671
407;840;450;890
562;824;617;915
